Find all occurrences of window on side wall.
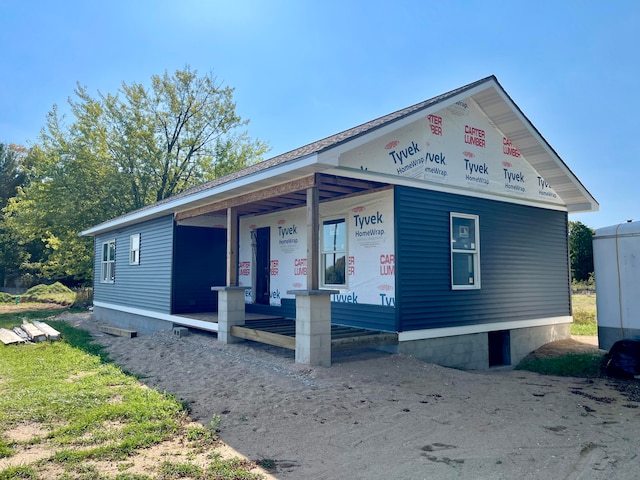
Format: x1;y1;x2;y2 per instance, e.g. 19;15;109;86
129;233;140;265
101;239;116;283
322;218;346;287
450;213;480;290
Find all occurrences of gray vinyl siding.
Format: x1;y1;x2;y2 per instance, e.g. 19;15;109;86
395;186;570;332
93;215;174;313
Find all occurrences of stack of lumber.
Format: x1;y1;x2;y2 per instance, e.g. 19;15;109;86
34;321;61;340
0;321;61;345
0;328;25;345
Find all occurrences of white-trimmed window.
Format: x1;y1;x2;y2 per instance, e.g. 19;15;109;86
129;233;140;265
450;213;480;289
101;240;116;283
322;218;346;287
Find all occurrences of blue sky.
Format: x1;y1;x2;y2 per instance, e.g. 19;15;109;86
1;0;638;229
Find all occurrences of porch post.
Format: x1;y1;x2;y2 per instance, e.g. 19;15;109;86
212;286;247;344
213;207;246;344
286;182;334;367
307;186;319;290
226;207;238;287
288;289;337;367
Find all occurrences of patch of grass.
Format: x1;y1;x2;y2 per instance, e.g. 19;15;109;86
0;282;77;306
158;461;203;479
0;308;70;329
48;318;112;362
516;352;605;377
186;425;218;447
19;282;76;306
0;309;264;479
209;413;222;433
114;474;152;480
0;292;14;303
206;455;262;479
571;294;597;336
571;321;598;336
0;439;13;458
0;464;38;479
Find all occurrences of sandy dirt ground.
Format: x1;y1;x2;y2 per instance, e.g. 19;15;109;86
59;312;640;480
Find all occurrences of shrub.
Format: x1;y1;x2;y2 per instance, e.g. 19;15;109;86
19;282;76;306
573;308;596;325
571;273;595;294
0;293;15;304
72;288;93;309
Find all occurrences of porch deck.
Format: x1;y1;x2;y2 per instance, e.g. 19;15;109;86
176;313;398;352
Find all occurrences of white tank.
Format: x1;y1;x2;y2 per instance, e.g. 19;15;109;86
593;220;640;350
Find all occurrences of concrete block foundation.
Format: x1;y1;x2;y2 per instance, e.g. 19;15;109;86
93;305;173;334
396;322;571;370
289;289;335;367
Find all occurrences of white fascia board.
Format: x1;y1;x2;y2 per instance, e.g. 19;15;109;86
323;166;569;213
320;81;498;164
487;87;599;213
398;316;572;342
93;301;219;332
81;153;321;236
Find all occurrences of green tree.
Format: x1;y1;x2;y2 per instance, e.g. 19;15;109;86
0;143;27;210
568;220;594;282
4;67;269;284
0;143;30;287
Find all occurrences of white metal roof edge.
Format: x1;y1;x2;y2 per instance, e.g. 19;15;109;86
80;153;322;236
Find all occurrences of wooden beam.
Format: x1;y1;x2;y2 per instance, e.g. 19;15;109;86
0;328;24;345
226;207;238;286
231;326;296;350
175;175;317;221
307;184;319;290
21;323;47;342
98;325;137;338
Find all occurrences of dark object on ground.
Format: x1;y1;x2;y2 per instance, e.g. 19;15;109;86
606;338;640;379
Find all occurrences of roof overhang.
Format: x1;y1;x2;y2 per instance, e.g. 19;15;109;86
81;153;327;236
472;81;597;213
320;77;598;214
81;76;597;237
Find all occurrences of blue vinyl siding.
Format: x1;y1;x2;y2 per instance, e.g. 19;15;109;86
245;299;396;332
331;303;396;331
93;215;174;313
172;226;226;313
395;186;570;331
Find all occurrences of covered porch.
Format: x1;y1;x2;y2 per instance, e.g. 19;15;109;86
173;172;393;366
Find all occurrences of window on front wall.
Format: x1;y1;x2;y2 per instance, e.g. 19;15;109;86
322;218;346;287
129;233;140;265
450;213;480;289
101;239;116;283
